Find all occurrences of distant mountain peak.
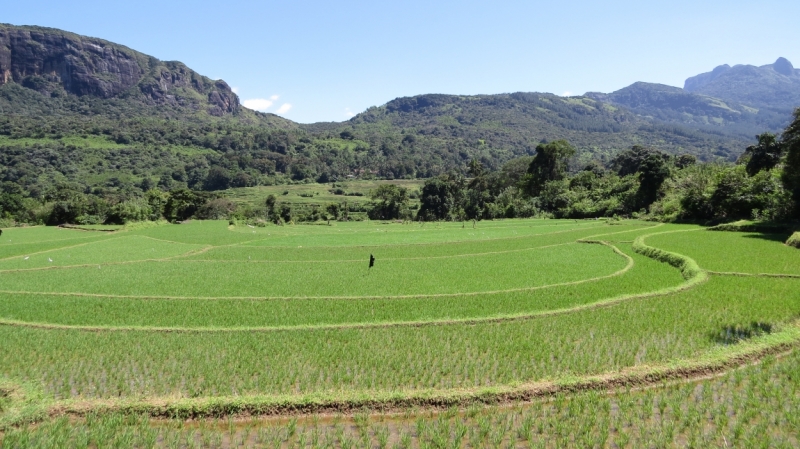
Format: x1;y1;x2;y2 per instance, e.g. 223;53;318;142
684;64;731;92
681;57;800;115
773;57;794;76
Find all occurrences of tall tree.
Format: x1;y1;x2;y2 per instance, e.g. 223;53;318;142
523;140;576;196
782;109;800;216
609;145;669;177
367;184;410;220
417;173;466;221
636;153;670;210
740;132;783;176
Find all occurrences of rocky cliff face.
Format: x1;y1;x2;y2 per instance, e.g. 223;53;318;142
683;57;800;113
0;24;239;116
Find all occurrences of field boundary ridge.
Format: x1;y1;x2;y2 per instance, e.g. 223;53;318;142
38;323;800;421
632;229;706;283
708;270;800;279
0;378;48;430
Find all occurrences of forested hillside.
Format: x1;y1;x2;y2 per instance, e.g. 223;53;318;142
0;24;797;226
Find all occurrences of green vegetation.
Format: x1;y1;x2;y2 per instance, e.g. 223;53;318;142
788;231;800;248
647;229;800;275
410;111;799;222
7;349;800;448
5;268;798;402
1;93;798;226
4;23;800;445
0;218;797;437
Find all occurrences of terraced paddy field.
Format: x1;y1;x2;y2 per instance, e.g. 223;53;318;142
1;218;799;447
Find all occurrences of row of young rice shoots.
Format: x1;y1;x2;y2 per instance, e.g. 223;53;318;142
0;244;683;328
0;241;626;298
0;235;206;271
0;275;797;399
0;221;673;300
230;221;614;248
0;225;119;245
115;219;611;247
188;222;659;262
645;229;800;275
0;221;657;270
4;350;800;448
0;233;116;260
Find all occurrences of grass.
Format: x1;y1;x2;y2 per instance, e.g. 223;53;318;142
1;217;800;443
0;235;204;271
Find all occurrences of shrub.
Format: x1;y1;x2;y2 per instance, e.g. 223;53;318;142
787;232;800;249
196;198;239;220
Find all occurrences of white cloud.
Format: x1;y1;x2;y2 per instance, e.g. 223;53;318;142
275;103;292;114
270;95;279;101
562;91;573;97
344;107;355;118
231;87;239;94
242;98;274;111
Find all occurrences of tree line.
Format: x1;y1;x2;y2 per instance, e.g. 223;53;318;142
369;108;800;223
1;109;799;226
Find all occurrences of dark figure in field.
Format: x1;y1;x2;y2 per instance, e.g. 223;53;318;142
369;254;375;269
0;229;3;236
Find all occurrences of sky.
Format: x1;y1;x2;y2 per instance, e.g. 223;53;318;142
4;0;800;123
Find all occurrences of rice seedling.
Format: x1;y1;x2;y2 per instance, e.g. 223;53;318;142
646;229;800;275
0;218;799;446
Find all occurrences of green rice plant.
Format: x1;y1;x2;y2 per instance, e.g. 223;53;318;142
2;218;800;446
632;231;704;281
646;229;800;275
0;235;205;271
3;275;798;401
0;232;114;260
0;244;682;328
0;240;626;298
192;221;654;261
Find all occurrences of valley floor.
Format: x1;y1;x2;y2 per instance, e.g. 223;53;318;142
1;218;799;447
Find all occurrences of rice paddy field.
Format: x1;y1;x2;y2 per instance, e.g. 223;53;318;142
1;218;799;448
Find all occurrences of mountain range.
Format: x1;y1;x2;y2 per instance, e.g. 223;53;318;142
1;23;799;195
587;57;799;139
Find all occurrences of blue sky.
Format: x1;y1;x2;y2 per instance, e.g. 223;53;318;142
4;0;799;123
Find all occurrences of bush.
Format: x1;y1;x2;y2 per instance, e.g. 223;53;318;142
787;232;800;249
196;198;239;220
105;200;152;224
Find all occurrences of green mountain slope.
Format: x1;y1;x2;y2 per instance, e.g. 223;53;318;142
315;92;749;170
586;82;786;138
0;23;782;202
